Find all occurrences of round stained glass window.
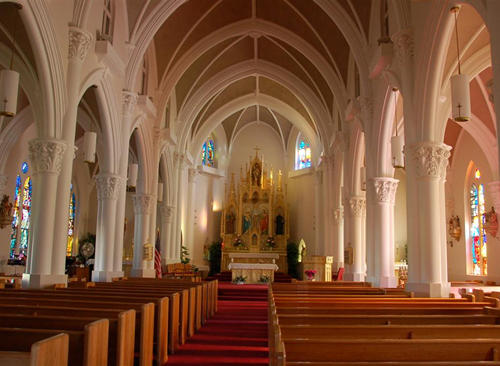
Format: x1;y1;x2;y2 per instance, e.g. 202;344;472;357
21;162;29;174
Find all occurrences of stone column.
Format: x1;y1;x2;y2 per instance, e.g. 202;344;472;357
52;27;93;278
113;92;137;275
131;194;155;277
347;196;366;281
92;174;122;282
371;177;399;288
160;204;175;264
332;207;344;271
23;138;67;288
313;170;322;255
322;156;334;256
185;168;198;258
406;142;451;297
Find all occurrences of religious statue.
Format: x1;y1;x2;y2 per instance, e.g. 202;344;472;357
484;207;498;238
0;195;13;229
242;212;251;234
260;209;269;235
275;213;285;235
251;162;261;186
225;211;236;234
448;215;462;241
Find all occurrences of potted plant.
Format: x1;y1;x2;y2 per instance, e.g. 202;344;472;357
265;236;276;250
304;269;317;281
233;275;246;284
259;275;270;283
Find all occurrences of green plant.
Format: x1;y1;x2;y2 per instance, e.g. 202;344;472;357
259;275;270;283
208;240;222;276
233;275;246;283
287;242;299;279
180;245;190;264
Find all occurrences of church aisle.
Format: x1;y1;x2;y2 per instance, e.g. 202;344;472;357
166;283;269;366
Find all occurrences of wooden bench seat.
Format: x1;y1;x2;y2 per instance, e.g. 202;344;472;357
0;332;68;366
283;338;500;362
0;304;135;366
286;362;500;366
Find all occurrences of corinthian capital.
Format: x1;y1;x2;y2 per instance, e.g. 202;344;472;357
409;142;451;179
161;204;175;223
68;27;93;61
391;28;414;65
372;177;399;204
122;91;138;116
349;197;366;217
333;207;344;224
133;194;154;215
28;138;67;175
95;174;124;200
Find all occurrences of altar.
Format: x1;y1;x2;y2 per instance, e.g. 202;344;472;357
228;263;279;283
221;151;289;273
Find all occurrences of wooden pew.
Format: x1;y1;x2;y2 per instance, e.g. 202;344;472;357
0;332;68;366
0;304;135;366
0;316;108;366
0;289;168;365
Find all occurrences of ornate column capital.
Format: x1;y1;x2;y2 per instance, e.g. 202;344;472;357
68;26;93;61
28;138;67;175
188;168;198;183
408;142;451;179
391;28;414;65
333;207;344;224
372;177;399;205
161;204;175;223
357;95;374;121
133;194;154;215
122;91;138;116
95;174;124;201
349;196;366;217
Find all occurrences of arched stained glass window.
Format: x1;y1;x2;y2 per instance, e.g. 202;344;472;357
296;137;312;170
9;175;21;258
202;138;215;167
19;177;32;258
470;170;487;275
67;186;76;256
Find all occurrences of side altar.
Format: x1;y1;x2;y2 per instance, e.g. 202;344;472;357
221;152;289;276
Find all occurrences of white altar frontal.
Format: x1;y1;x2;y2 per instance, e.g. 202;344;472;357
228;253;279;283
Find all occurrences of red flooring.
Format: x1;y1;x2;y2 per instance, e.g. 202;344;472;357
166;283;269;366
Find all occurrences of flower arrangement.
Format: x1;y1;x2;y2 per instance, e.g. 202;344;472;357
304;269;317;281
259;275;270;283
265;236;276;249
233;236;247;249
234;275;246;284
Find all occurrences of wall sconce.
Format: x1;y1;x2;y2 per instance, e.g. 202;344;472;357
83;131;97;163
128;163;138;187
360;166;366;191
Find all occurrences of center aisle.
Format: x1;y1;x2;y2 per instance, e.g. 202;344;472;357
166;283;269;366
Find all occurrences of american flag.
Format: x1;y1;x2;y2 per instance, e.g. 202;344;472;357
154;229;162;278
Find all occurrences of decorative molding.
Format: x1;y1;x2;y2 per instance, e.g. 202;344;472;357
95;174;124;201
161;204;175;223
28;139;67;175
372;177;399;204
349;197;366;217
68;27;93;61
409;142;451;179
357;96;373;120
391;28;414;65
122;91;138;116
333;207;344;224
133;194;154;215
188;168;198;183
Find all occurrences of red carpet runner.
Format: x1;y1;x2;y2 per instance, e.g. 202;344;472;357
166;283;269;366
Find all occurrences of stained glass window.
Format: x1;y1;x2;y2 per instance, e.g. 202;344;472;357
470;178;487;275
296;138;312;170
67;186;76;256
9;175;21;258
202;139;215;167
19;177;32;258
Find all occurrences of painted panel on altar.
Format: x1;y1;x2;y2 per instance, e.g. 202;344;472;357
221;151;289;271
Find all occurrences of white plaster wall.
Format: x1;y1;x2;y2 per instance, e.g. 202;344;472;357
394;168;407;262
447;130;500;282
228;122;285;180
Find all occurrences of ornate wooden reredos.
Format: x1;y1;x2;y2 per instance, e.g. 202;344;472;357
221;151;289;271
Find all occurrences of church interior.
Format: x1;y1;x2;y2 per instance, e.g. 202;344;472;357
0;0;500;364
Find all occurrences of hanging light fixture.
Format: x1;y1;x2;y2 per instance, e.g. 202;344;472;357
83;131;97;163
360;165;366;191
450;6;470;122
157;182;163;202
391;90;405;168
128;163;138;187
0;3;22;117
